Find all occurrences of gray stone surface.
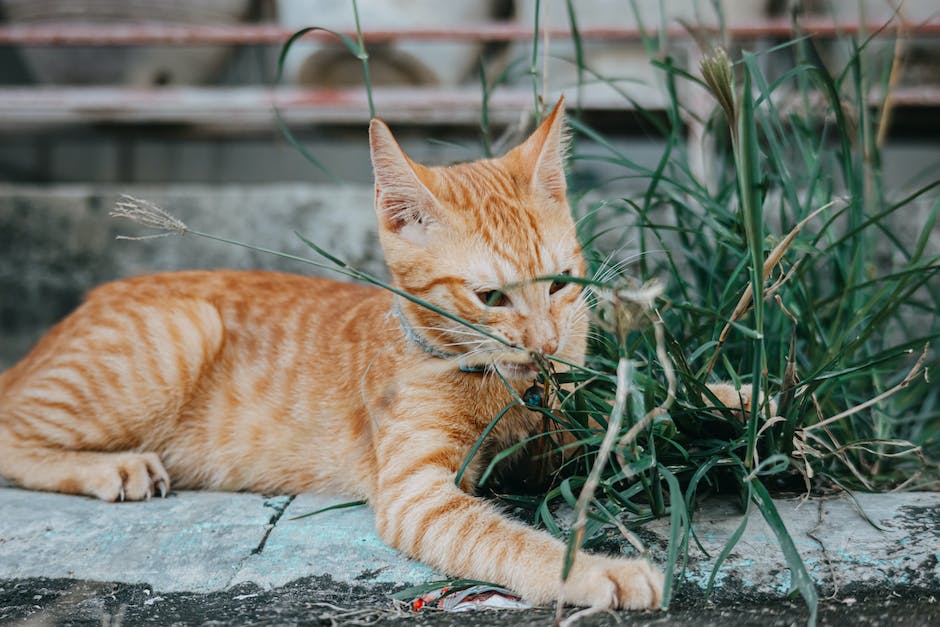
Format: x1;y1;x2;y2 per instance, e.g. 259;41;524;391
0;487;438;594
653;492;940;595
0;484;937;599
0;489;285;592
230;494;438;589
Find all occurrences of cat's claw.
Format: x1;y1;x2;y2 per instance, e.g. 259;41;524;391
151;477;168;499
89;452;171;502
560;556;664;609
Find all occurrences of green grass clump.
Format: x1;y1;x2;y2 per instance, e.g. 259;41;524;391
502;5;939;621
556;36;939;492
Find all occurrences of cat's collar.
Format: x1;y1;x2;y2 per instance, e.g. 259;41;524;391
391;300;486;374
390;300;546;407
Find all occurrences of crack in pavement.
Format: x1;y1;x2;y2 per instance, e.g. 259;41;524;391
252;495;296;555
807;497;841;599
225;495;296;588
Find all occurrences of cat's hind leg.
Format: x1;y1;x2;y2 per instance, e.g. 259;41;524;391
0;297;224;500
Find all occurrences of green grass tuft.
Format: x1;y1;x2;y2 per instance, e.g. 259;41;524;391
499;2;938;620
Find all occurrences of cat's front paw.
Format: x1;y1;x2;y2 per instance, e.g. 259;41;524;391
705;382;777;419
84;452;171;502
561;556;663;609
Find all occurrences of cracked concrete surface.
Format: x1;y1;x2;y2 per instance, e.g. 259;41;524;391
650;492;940;596
0;488;439;594
0;489;280;592
228;494;438;589
0;485;937;601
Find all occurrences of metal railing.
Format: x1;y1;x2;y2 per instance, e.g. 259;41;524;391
0;18;937;129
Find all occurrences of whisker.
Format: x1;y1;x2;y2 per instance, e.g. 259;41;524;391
591;245;634;277
568;312;591;328
412;327;490;339
592;249;667;284
593;258;633;283
592;250;649;279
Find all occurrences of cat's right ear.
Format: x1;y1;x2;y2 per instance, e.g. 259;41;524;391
369;119;442;246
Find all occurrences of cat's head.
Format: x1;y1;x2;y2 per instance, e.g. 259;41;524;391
369;98;587;379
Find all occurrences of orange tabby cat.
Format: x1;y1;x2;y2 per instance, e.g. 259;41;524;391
0;98;663;609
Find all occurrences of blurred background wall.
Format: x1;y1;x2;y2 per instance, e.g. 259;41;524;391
1;0;938;366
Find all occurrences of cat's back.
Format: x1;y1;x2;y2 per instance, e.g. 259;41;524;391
58;269;383;337
3;270;389;394
88;269;372;310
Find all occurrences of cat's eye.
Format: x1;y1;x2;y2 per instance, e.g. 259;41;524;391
549;270;572;295
476;289;510;308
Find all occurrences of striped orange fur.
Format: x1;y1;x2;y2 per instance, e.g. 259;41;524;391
0;98;663;609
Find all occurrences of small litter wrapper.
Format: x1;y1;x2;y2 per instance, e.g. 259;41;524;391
411;584;532;612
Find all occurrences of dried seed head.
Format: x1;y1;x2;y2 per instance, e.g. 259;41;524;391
593;278;664;342
111;195;189;240
700;47;737;132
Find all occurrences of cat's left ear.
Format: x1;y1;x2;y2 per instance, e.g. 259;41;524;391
369;118;443;247
515;96;569;203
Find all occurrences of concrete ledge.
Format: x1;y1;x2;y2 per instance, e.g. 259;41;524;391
229;494;439;589
0;489;289;592
658;492;940;596
0;486;937;599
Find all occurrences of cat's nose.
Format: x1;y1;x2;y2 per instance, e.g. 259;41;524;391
534;334;558;356
524;325;558;356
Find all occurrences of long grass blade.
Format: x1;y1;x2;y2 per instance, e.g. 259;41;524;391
750;478;819;626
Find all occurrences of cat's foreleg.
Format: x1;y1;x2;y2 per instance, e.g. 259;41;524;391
371;427;663;609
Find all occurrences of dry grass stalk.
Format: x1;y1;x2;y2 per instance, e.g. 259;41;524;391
555;279;667;623
704;201;833;377
803;345;928;433
876;3;910;147
111;195;189;239
789;346;929;492
616;315;676;463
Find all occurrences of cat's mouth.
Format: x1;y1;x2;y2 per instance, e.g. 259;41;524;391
456;356;538;380
492;361;540;380
457;348;550;381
